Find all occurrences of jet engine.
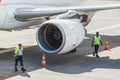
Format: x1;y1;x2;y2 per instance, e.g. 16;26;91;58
36;19;85;54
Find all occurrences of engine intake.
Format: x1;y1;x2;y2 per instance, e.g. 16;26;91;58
36;19;85;54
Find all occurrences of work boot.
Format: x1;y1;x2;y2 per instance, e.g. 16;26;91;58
15;67;17;72
96;55;99;58
21;68;26;72
93;52;95;56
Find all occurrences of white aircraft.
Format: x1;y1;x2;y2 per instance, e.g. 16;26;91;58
0;0;120;54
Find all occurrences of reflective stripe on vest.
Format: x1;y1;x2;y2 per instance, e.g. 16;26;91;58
94;36;100;45
15;47;23;55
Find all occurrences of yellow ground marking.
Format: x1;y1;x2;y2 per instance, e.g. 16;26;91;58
0;24;120;54
0;43;37;54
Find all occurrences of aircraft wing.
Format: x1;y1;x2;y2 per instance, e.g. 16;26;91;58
14;4;120;20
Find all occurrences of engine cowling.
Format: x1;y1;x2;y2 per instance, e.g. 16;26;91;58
36;19;85;54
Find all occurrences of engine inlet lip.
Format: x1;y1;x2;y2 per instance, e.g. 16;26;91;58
36;22;66;54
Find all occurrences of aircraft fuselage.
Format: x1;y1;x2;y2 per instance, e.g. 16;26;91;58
0;0;85;30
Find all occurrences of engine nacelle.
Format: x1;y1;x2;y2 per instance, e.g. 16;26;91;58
36;19;85;54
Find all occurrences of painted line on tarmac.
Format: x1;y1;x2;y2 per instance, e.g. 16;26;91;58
0;43;37;54
88;24;120;33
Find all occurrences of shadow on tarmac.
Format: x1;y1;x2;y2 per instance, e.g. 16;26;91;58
0;46;42;80
46;55;120;74
0;34;119;79
45;34;120;74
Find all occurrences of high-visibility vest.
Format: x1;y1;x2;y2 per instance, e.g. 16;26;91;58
94;36;101;45
14;47;23;57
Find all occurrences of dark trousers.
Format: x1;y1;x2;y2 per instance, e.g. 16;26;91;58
94;45;99;55
15;56;24;67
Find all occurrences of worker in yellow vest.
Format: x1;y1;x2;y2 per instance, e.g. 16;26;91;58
14;43;26;72
91;32;103;58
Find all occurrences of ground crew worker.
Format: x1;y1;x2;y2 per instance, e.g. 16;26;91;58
91;32;103;58
14;43;26;72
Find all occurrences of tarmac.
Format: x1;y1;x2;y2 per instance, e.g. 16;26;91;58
0;0;120;80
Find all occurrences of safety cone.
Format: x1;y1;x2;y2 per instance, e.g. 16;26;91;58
41;53;47;67
104;39;109;50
